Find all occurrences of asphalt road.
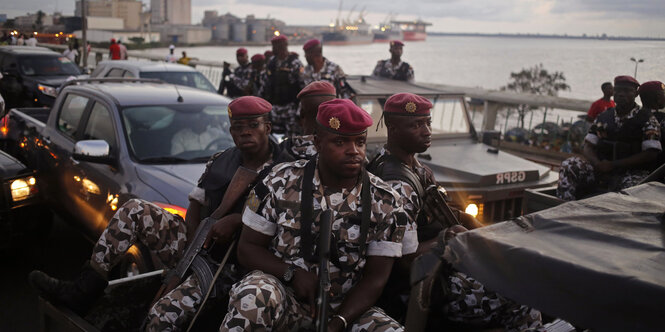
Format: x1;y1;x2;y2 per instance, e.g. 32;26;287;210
0;215;92;332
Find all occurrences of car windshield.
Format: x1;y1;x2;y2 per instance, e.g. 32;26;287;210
360;95;471;139
121;103;233;163
141;71;216;93
18;56;81;76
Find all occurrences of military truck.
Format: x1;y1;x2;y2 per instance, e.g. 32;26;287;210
348;76;559;223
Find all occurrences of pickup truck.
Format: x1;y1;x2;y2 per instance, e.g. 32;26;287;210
0;87;52;248
349;76;559;223
1;78;234;275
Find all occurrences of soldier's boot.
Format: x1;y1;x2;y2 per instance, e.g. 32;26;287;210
28;262;108;316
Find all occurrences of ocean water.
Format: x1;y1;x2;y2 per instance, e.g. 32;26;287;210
138;36;665;129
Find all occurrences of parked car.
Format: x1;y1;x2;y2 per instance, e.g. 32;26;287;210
1;78;233;273
348;76;559;223
90;60;217;93
0;46;83;108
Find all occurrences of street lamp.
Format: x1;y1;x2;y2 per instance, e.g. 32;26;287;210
630;57;644;78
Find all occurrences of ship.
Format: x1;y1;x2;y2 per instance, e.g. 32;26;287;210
391;19;432;41
372;19;403;43
322;1;374;45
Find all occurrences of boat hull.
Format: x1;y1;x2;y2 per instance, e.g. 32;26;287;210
403;31;427;41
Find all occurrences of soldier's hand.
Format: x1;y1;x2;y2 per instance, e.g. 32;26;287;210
292;268;318;317
596;160;614;173
203;214;241;248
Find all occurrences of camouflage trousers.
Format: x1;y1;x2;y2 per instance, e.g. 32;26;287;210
220;270;404;332
270;102;301;137
556;156;650;200
146;274;203;332
91;198;187;273
444;272;544;332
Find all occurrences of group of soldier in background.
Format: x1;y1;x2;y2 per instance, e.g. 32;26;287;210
218;36;414;137
557;76;665;200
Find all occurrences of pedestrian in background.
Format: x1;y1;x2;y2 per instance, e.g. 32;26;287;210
165;44;177;63
117;39;128;60
586;82;615;122
109;38;121;60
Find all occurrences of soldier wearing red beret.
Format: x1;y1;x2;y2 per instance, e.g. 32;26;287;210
278;81;337;160
372;40;414;82
639;80;665;166
258;35;305;136
302;39;354;99
219;47;254;97
368;93;544;331
30;96;293;331
558;75;662;200
221;98;408;332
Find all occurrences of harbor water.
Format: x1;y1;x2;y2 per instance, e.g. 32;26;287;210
137;36;665;131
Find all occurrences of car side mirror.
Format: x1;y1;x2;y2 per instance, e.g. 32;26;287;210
72;140;114;164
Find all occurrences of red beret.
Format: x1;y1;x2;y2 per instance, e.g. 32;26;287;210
264;50;273;58
110;38;116;43
639;81;665;96
251;53;265;62
390;40;404;47
614;75;640;88
228;96;272;119
303;39;321;51
236;48;247;56
384;93;432;116
298;81;336;99
317;99;372;136
271;35;288;43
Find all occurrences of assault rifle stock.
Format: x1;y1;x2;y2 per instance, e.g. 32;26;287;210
422;184;461;228
316;210;333;332
151;166;259;304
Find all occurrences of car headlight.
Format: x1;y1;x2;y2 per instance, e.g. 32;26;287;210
10;176;38;201
38;84;58;98
464;203;479;217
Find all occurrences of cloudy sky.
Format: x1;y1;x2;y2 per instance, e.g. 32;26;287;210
4;0;665;37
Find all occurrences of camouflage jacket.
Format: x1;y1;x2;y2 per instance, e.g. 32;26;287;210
303;58;353;99
280;135;317;160
372;59;414;82
242;159;411;306
258;54;305;106
585;105;662;152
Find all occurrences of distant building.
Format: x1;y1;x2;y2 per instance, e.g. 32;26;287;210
157;24;210;44
14;13;54;30
151;0;191;25
0;14;8;24
75;0;142;30
202;12;285;43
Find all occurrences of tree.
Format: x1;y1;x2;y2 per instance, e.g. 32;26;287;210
501;63;570;128
129;37;145;45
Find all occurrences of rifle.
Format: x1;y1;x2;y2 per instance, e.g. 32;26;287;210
422;184;461;228
151;166;259;305
315;210;333;332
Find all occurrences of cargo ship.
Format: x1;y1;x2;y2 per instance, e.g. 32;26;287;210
372;22;403;43
323;1;374;45
391;19;432;41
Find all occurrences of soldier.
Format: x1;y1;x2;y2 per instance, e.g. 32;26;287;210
219;48;253;97
638;81;665;167
259;35;305;136
249;53;265;96
372;40;414;82
280;81;336;160
30;96;283;331
557;75;662;200
368;93;545;331
219;99;413;331
302;39;354;99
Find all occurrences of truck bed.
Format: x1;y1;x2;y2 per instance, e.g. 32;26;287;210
11;107;51;125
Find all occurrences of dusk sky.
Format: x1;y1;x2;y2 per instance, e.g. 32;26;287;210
4;0;665;38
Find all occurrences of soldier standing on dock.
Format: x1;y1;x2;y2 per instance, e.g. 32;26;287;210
372;40;414;82
557;75;662;200
259;35;305;136
302;39;354;99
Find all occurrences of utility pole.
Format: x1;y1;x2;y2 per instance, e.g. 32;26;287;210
630;57;644;78
82;0;88;69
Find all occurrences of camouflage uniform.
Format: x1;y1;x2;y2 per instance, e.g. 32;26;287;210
259;55;305;136
372;148;544;331
222;64;253;98
372;60;414;82
557;106;662;200
280;134;317;160
303;58;353;99
220;159;413;331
